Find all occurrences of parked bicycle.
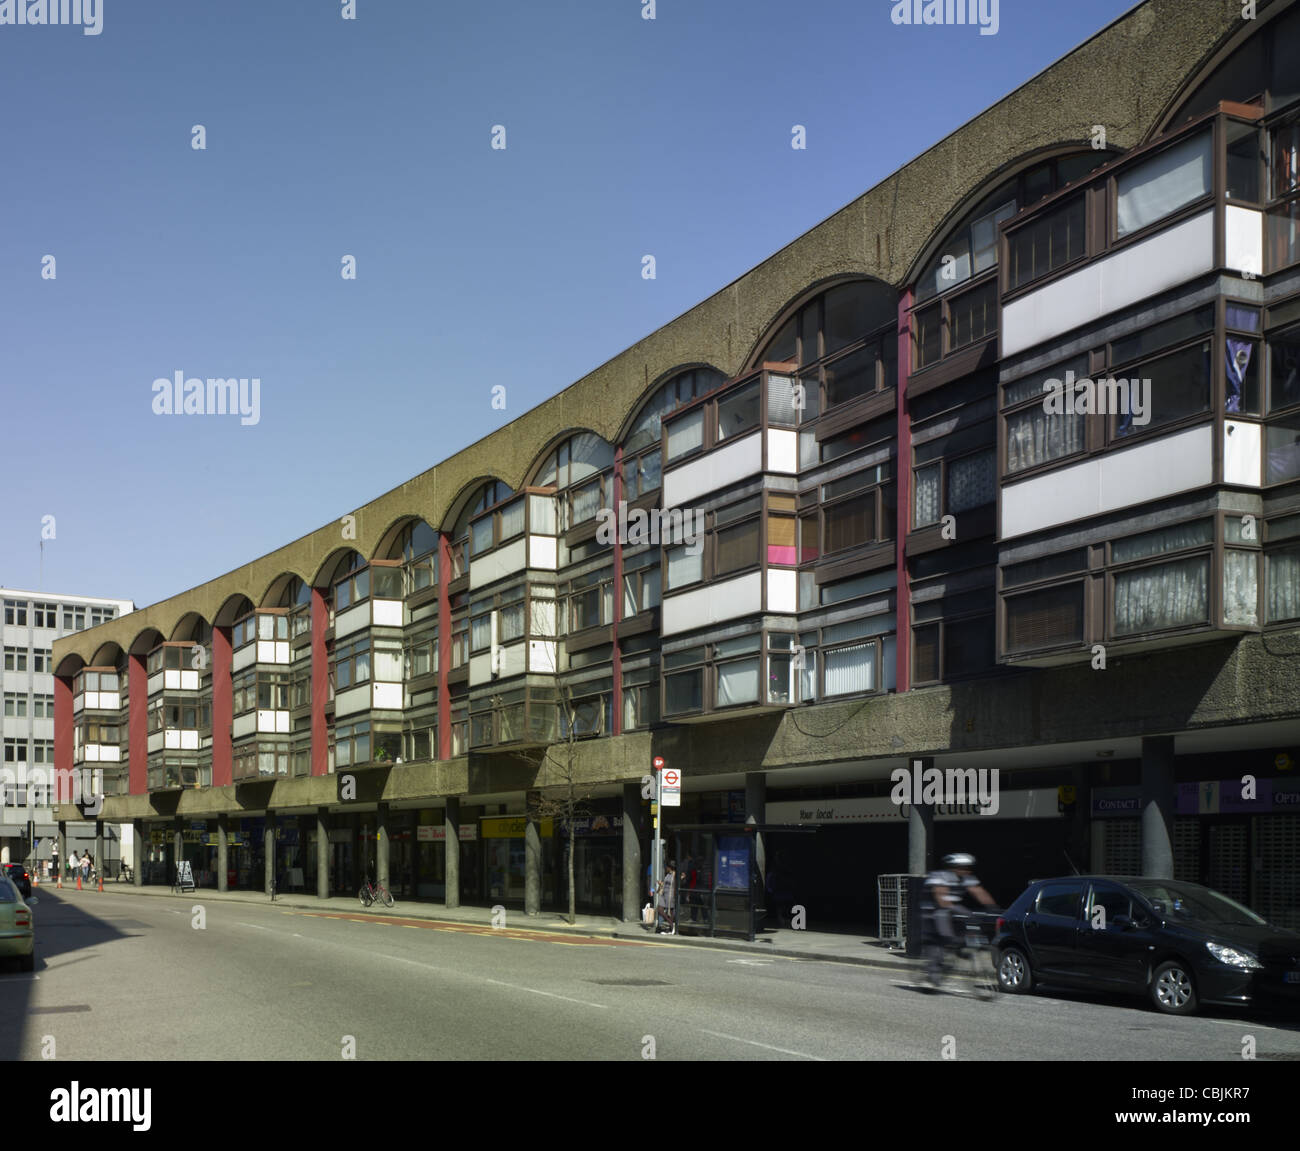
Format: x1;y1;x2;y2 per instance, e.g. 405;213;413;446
117;860;133;883
921;910;998;1000
358;875;394;909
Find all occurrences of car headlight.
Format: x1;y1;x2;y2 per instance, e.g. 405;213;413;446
1206;942;1263;969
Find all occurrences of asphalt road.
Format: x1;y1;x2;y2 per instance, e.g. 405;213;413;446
5;889;1300;1061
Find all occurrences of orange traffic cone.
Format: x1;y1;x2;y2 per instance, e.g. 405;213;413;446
98;874;103;893
76;873;82;890
56;871;62;889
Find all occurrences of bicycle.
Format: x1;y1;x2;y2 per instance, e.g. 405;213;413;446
358;876;394;909
117;861;133;883
921;910;998;1000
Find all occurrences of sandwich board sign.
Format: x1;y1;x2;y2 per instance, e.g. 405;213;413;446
173;860;195;893
660;767;682;807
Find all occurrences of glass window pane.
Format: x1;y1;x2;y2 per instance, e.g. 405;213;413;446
913;464;940;528
824;643;876;696
947;450;996;513
1224;550;1258;626
1116;131;1212;237
665;546;703;589
716;659;759;706
717;382;761;441
824;346;877;408
666;409;704;461
1112;556;1209;635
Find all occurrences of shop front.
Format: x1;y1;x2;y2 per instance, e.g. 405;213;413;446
555;810;623;916
480;816;554;906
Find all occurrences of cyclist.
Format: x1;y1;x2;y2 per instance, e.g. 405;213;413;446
923;853;996;986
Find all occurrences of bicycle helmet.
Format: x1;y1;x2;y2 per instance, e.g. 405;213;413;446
942;853;976;868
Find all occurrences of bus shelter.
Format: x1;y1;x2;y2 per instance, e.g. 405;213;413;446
665;824;815;941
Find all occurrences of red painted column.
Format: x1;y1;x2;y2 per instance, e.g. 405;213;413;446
311;587;330;776
211;626;233;787
128;653;148;795
896;288;914;694
54;674;75;803
437;533;453;760
611;448;623;736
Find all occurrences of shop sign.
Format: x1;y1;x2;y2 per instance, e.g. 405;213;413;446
416;825;478;842
1094;779;1300;816
766;788;1060;824
480;817;553;838
557;815;623;836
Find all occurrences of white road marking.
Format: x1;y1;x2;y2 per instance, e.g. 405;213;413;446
237;922;270;931
727;958;773;966
698;1028;826;1060
481;978;609;1010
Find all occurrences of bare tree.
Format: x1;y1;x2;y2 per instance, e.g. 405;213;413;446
527;682;600;925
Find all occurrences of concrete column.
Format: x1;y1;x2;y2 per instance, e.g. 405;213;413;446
316;808;330;899
525;809;541;916
131;818;143;887
1140;736;1176;879
376;802;389;890
217;814;228;892
173;818;184;885
622;782;642;922
94;822;103;883
444;799;460;908
265;812;276;895
57;822;66;878
907;801;935;875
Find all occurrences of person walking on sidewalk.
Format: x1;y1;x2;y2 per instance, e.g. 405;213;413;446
656;859;677;935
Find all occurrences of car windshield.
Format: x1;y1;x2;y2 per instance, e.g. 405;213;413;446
1127;882;1266;926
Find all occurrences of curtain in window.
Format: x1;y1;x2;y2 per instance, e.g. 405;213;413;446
529;598;556;637
823;643;874;696
1116;131;1212;237
1223;551;1258;626
914;465;940;527
767;375;799;427
499;603;525;642
373;644;402;683
471;518;494;556
666;409;703;459
529;494;557;534
1112;556;1209;635
1226;338;1253;413
1267;548;1300;622
666;546;703;588
471;615;491;650
499;499;525;539
948;451;996;513
716;659;759;706
1006;408;1084;472
570;482;602;525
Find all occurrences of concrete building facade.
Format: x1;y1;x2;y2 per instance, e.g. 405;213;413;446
52;0;1300;929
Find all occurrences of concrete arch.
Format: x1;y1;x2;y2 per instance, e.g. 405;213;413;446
1151;0;1295;138
522;428;614;489
213;593;255;628
371;515;436;562
740;275;896;377
614;364;728;446
126;626;165;658
313;547;365;590
169;611;212;643
439;477;513;536
259;573;311;609
89;641;127;669
53;650;87;678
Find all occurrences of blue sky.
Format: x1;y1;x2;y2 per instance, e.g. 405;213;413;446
0;0;1141;609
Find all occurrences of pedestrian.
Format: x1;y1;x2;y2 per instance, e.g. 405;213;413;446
656;859;677;935
51;841;59;880
81;851;91;883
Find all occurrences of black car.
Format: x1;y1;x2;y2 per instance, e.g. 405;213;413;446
2;863;32;900
992;875;1300;1015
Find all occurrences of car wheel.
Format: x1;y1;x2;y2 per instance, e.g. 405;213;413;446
997;946;1033;994
1150;960;1197;1015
